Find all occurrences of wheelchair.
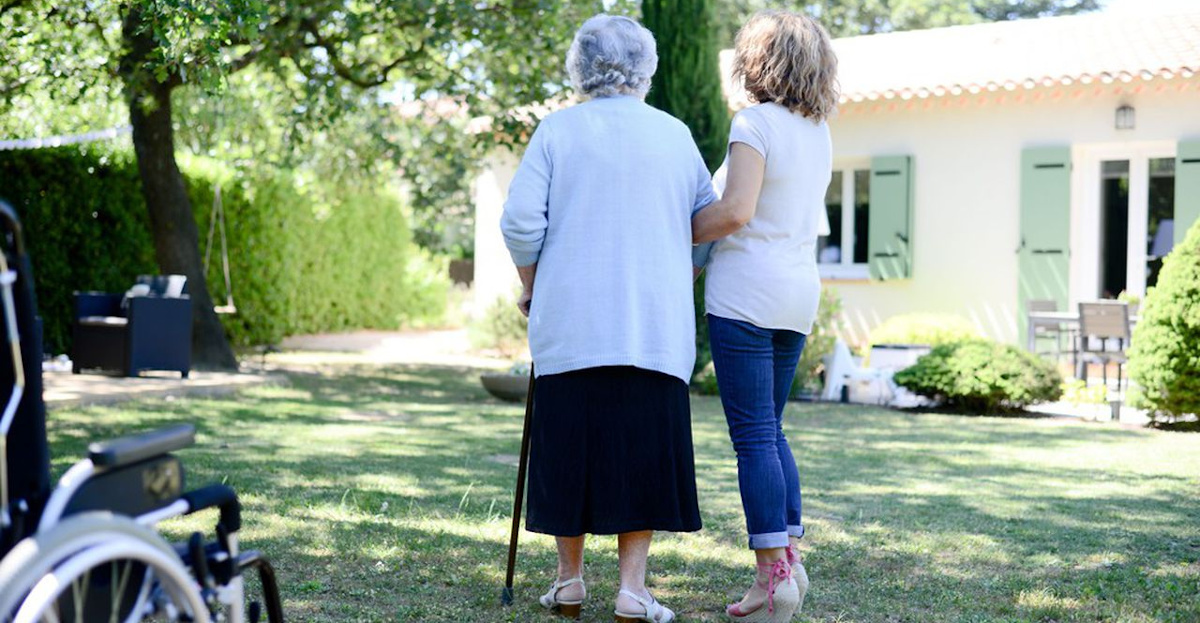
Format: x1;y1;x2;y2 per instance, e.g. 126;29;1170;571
0;199;284;622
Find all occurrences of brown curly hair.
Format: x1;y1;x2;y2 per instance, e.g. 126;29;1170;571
732;11;840;121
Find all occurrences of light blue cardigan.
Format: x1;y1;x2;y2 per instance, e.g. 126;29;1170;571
501;96;716;382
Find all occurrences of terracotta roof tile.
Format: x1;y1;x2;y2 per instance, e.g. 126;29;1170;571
721;9;1200;106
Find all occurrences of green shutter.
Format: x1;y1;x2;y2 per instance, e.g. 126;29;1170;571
1176;139;1200;246
868;155;913;280
1017;146;1071;337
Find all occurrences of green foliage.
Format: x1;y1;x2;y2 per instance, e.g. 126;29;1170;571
185;155;449;346
692;361;721;396
793;287;843;394
869;313;979;348
712;0;1101;44
0;146;159;355
893;339;1063;413
1060;378;1107;407
1;1;635;265
1127;218;1200;422
644;0;732;171
0;146;445;353
468;292;529;358
643;0;730;378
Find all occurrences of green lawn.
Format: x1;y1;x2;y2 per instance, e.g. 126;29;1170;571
46;363;1200;622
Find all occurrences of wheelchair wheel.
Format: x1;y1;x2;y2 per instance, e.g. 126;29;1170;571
0;512;209;622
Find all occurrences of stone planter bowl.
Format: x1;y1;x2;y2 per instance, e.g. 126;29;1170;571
480;373;530;402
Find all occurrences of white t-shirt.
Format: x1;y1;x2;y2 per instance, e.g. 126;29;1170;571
704;102;832;334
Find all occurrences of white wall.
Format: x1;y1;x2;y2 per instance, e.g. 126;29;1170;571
471;77;1200;343
472;149;521;315
828;77;1200;344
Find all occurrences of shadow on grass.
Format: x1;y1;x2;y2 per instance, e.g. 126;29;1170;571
42;363;1200;622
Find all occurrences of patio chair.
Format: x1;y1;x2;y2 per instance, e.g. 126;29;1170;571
71;275;193;377
1075;301;1131;395
1027;299;1068;360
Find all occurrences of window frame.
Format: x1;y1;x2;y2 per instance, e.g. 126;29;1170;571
819;158;872;281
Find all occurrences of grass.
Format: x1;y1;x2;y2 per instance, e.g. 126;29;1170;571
45;363;1200;622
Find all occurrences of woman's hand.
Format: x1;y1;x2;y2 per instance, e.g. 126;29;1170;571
517;288;533;318
692;143;766;244
515;263;538;318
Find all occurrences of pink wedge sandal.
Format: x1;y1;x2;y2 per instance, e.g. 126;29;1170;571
725;559;800;622
786;544;810;614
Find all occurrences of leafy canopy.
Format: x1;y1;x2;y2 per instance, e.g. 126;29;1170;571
712;0;1101;43
1;1;630;257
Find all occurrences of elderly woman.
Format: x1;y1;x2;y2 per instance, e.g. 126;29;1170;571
692;10;839;622
500;14;714;623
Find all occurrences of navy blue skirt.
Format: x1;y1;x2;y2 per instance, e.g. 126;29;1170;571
525;366;702;536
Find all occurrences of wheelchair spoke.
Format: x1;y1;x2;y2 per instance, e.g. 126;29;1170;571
70;567;89;623
112;559;134;623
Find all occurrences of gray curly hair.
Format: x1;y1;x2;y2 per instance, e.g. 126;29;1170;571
566;15;658;99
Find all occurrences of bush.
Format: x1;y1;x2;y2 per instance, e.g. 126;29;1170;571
0;146;447;353
1127;218;1200;422
793;287;843;395
691;361;720;396
893;339;1062;413
468;292;528;358
0;147;160;354
869;313;979;348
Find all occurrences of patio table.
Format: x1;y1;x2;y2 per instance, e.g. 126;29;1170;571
1026;310;1139;353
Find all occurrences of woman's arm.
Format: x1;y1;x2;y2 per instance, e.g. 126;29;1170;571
500;123;552;316
691;142;766;244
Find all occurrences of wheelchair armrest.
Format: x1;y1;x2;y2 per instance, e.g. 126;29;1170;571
182;483;241;533
88;424;196;468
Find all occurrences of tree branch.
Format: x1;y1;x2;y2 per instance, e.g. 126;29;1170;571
299;17;423;88
228;49;260;74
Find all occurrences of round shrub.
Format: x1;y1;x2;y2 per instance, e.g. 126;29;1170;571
893;339;1063;413
1127;218;1200;422
869;313;979;347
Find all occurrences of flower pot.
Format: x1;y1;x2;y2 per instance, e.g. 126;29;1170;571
480;373;529;402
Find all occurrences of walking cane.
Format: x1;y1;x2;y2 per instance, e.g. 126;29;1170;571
501;365;535;606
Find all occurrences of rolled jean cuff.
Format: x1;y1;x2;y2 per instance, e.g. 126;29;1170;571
747;531;790;550
788;525;805;539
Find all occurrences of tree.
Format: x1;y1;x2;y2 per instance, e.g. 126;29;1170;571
644;0;732;171
1;0;609;368
712;0;1101;44
642;0;731;378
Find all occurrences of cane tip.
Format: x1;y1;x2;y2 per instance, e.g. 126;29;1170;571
501;586;514;606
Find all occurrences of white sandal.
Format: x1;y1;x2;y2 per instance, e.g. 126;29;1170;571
539;577;585;620
614;589;675;622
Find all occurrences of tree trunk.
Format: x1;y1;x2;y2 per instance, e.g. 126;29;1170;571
122;8;238;371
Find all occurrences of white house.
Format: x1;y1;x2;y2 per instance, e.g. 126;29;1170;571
473;8;1200;345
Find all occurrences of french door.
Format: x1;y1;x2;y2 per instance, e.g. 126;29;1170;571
1075;143;1177;300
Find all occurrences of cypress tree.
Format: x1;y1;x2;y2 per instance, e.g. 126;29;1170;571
643;0;732;171
643;0;731;377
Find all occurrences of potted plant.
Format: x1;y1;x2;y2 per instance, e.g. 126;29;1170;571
480;360;532;402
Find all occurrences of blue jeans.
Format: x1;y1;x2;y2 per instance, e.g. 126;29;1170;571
708;314;806;550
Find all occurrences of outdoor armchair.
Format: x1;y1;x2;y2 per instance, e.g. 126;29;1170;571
71;275;192;378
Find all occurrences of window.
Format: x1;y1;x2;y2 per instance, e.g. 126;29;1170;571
818;167;871;279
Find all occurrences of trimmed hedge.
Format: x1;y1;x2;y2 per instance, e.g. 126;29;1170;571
0;148;158;354
893;338;1062;413
0;146;447;354
1128;218;1200;421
